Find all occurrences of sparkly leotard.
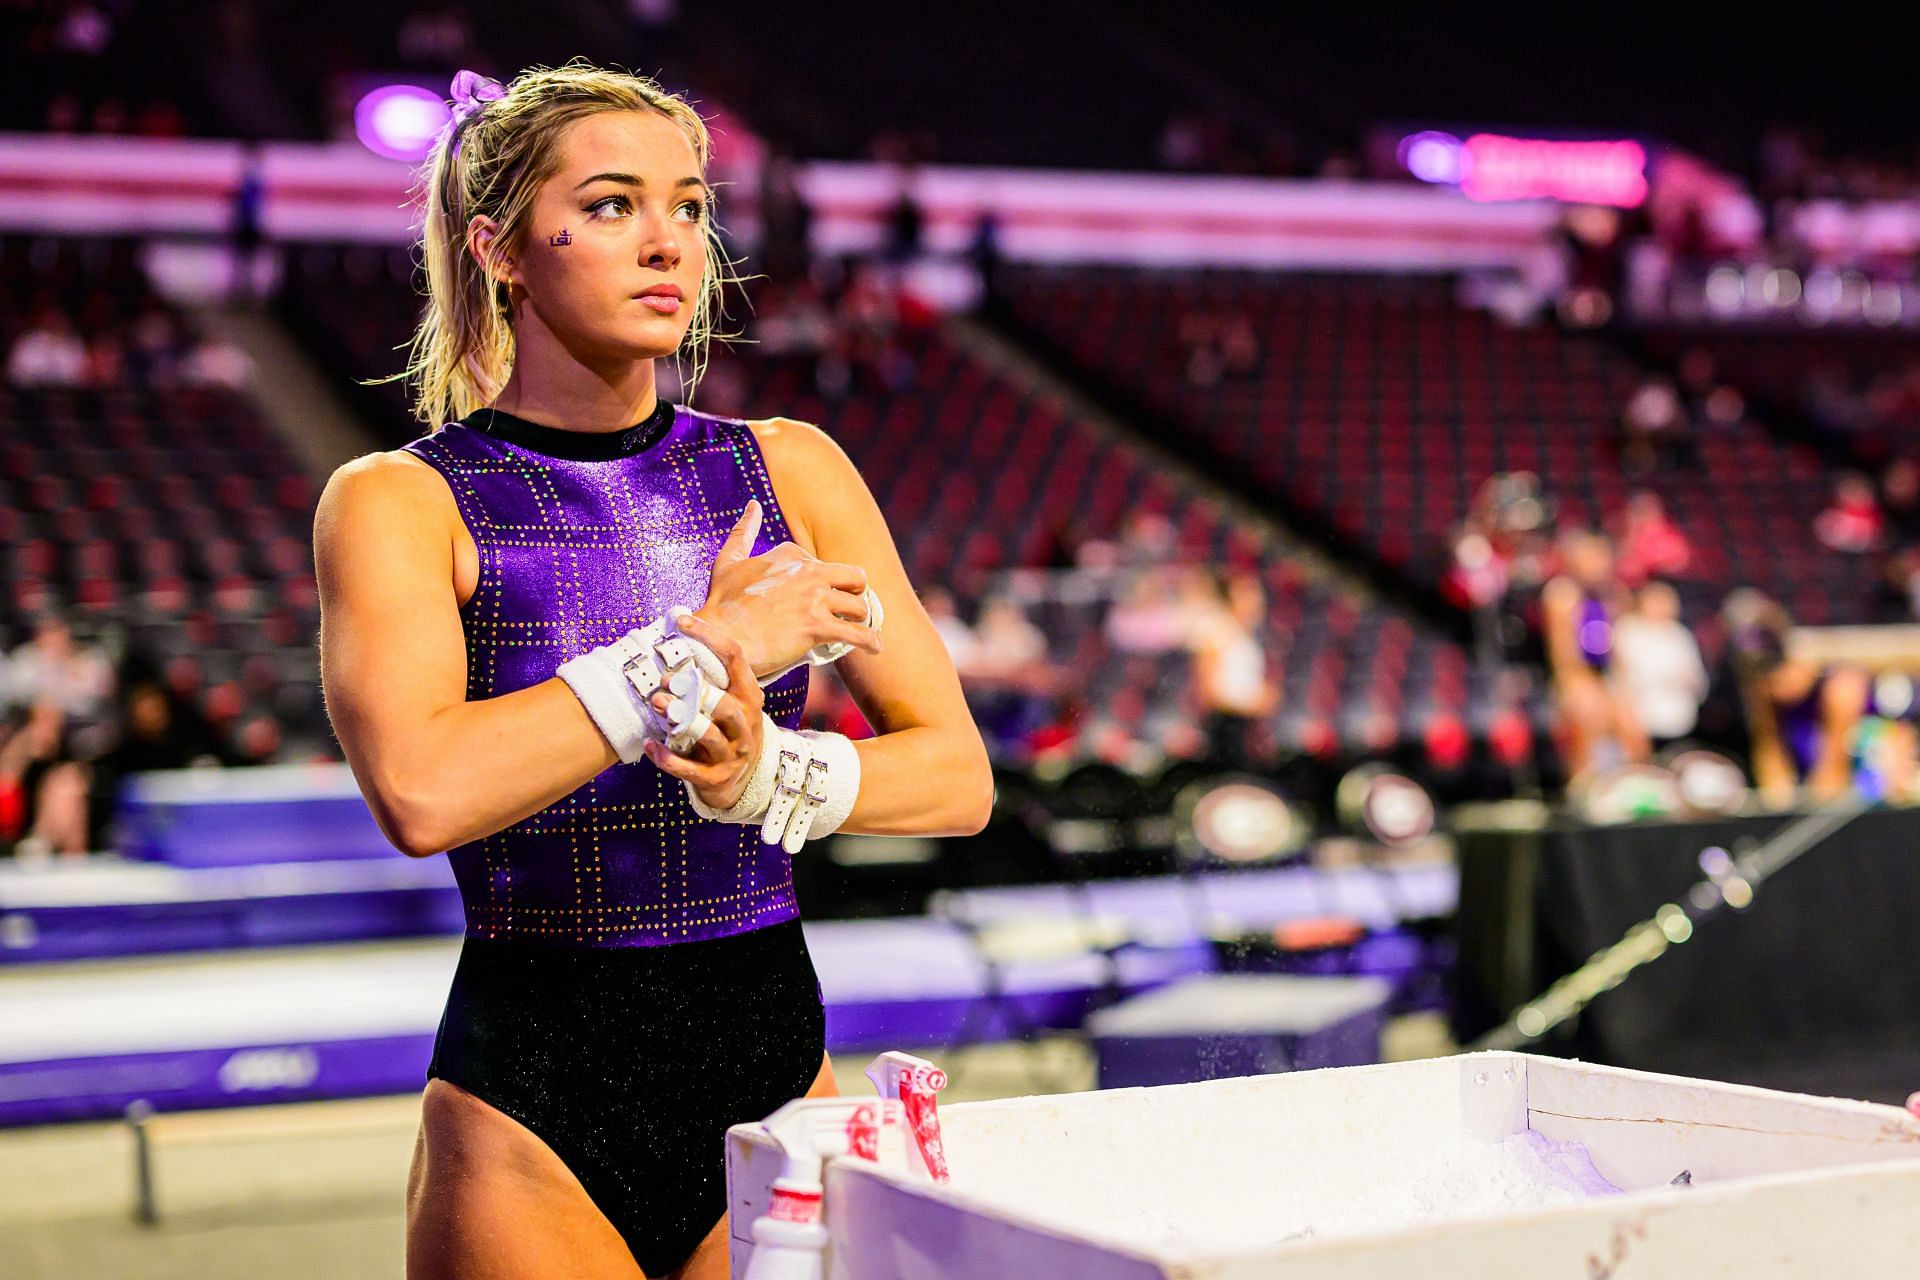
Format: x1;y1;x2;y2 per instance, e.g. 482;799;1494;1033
398;400;826;1275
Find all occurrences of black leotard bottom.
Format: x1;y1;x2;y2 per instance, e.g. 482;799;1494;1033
426;918;827;1276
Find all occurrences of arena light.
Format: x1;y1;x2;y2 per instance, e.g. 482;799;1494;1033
1397;131;1465;185
1172;775;1310;868
354;84;453;163
1657;748;1751;817
1399;131;1648;208
1335;763;1437;848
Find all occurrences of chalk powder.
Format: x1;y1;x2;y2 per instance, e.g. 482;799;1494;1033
1002;1130;1622;1257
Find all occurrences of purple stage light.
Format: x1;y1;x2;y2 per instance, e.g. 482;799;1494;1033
354;84;453;163
1398;131;1464;186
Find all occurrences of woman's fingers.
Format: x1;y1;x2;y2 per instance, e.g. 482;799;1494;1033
701;688;753;746
674;611;762;705
825;587;871;620
819;559;869;595
651;689;744;762
818;617;883;654
642;738;730;787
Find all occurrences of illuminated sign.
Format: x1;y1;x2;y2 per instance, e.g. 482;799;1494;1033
1398;131;1648;208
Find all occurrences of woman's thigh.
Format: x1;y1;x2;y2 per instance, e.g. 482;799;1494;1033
406;1078;648;1280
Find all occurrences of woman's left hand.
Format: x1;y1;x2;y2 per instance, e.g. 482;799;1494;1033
639;611;766;810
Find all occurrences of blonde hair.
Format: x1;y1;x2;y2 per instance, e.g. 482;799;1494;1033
368;59;749;427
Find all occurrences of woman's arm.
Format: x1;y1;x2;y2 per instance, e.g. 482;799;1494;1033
314;454;618;856
1539;576;1589;687
751;418;994;837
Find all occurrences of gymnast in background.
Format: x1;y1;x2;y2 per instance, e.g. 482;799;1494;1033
313;61;991;1280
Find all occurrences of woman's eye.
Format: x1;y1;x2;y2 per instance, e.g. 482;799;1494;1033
583;196;705;222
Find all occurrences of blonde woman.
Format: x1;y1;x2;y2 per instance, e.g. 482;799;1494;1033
314;63;991;1279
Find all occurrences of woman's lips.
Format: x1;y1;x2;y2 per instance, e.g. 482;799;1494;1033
635;294;682;314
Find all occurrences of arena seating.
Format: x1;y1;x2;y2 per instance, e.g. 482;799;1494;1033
0;236;325;744
1641;328;1920;464
998;265;1868;626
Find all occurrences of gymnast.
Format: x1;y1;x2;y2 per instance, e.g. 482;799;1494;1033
313;61;992;1280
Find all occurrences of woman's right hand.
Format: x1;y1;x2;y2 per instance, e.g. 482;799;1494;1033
695;499;882;680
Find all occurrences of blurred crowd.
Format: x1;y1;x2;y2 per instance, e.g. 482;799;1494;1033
801;512;1282;778
0;613;313;861
707;258;933;408
1445;459;1918;804
6;296;253;394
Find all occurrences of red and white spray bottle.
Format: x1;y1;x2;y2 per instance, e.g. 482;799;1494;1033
864;1050;951;1183
741;1052;949;1280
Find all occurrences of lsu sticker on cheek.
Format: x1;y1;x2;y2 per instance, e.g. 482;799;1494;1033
549;228;572;246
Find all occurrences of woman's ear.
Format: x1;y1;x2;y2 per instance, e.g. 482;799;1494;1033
466;214;520;287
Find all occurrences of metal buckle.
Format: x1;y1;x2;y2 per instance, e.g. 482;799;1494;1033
775;748;807;796
802;758;831;804
623;650;664;698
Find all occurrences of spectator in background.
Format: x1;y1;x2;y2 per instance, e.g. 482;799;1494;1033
6;306;89;388
1176;312;1260;388
1725;590;1868;804
84;676;227;845
1187;569;1279;769
881;157;923;268
973;596;1047;679
1675;346;1746;430
1814;472;1885;552
967;208;1003;302
1610;582;1708;750
179;331;255;391
0;703;88;859
1542;531;1648;776
230;713;285;766
1871;547;1920;624
1555;204;1623;328
1617;375;1692;474
1611;490;1692;587
1;615;114;725
921;586;981;671
1880;456;1920;544
757;149;813;284
126;304;187;388
1106;563;1187;655
963;596;1055;758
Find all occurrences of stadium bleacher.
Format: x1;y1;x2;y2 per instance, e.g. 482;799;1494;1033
0;236;324;745
996;264;1864;627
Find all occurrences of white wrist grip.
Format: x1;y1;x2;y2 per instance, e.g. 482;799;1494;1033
684;716;860;852
557;610;731;762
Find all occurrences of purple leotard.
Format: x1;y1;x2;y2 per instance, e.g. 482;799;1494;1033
398;400;811;947
1576;594;1613;673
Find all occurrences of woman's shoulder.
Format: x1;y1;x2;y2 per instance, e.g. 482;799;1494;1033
315;447;458;543
744;413;866;528
740;413;848;476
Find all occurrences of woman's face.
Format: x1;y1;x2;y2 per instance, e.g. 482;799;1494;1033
492;109;710;363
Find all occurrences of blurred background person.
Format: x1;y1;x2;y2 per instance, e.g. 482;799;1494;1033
1542;531;1648;776
1609;581;1708;751
1187;568;1279;771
